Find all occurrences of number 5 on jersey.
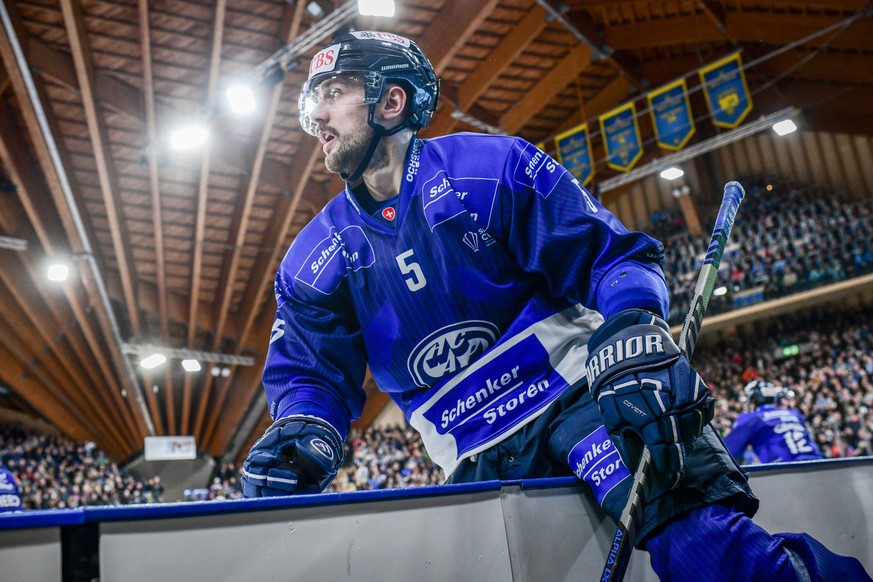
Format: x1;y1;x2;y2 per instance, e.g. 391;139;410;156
396;249;427;292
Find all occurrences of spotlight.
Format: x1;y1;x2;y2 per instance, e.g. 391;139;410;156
358;0;395;17
226;84;257;115
772;119;797;136
181;359;202;372
47;263;69;282
659;166;684;181
140;354;167;370
169;124;209;151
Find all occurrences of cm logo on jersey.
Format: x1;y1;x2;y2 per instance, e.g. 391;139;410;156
408;321;499;387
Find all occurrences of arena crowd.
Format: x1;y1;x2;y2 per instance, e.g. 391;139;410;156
1;180;871;506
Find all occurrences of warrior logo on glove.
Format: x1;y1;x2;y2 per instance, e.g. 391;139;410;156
585;309;715;499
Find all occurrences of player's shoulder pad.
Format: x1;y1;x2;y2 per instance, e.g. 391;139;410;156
278;196;376;297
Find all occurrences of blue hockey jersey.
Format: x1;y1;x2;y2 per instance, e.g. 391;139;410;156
263;133;667;474
725;405;823;464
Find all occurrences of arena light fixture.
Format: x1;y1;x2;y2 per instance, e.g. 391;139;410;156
659;166;684;181
46;262;69;282
181;359;202;372
713;286;728;296
169;124;209;151
140;353;167;370
358;0;394;17
772;119;797;136
226;84;257;115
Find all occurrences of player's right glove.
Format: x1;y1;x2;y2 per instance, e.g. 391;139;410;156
241;415;344;497
585;309;714;499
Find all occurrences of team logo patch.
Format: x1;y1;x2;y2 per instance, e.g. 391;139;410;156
381;207;396;221
408;321;500;387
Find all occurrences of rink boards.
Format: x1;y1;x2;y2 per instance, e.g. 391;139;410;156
1;456;871;581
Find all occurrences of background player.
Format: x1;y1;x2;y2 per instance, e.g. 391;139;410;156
241;31;870;580
726;379;823;464
0;463;22;513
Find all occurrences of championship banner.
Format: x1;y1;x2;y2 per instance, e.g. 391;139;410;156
554;123;594;186
599;102;643;172
698;53;753;128
647;79;695;151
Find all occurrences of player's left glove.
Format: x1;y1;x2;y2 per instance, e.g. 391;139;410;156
241;415;344;497
585;309;714;499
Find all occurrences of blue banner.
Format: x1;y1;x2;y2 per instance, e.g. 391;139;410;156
554;123;594;186
648;79;695;151
599;103;643;172
699;53;753;128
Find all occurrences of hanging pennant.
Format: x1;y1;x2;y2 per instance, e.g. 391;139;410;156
698;53;753;128
599;102;643;172
554;123;594;186
648;79;695;151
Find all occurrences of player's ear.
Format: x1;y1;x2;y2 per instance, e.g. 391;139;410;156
378;84;408;127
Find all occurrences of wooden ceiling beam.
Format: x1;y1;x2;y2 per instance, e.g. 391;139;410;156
427;3;549;137
188;0;229;443
200;0;307;449
137;0;172;432
605;12;873;52
500;43;593;134
59;0;142;341
418;0;502;74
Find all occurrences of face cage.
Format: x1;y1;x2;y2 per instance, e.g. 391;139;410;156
298;72;385;136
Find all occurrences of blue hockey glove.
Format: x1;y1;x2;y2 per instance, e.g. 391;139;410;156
585;309;714;498
241;415;344;497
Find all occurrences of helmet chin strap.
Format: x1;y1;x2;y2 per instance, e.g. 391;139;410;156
340;105;408;183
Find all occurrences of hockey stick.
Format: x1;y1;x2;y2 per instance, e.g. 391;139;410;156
600;180;746;582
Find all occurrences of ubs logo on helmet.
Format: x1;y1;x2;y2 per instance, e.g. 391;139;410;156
408;321;499;387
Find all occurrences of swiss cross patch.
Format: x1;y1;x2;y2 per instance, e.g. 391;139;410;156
381;207;396;221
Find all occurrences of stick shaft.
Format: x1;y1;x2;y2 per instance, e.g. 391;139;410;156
600;181;746;582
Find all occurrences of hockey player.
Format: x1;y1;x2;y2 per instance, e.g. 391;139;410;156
725;379;823;464
0;465;22;512
241;31;870;580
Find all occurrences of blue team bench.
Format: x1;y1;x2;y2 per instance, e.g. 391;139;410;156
1;456;871;581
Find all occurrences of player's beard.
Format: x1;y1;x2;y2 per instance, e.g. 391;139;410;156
323;118;389;177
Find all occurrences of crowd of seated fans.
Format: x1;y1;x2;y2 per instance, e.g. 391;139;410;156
0;426;164;509
2;177;872;505
657;177;873;325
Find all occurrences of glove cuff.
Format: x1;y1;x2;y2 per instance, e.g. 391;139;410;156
270;415;345;466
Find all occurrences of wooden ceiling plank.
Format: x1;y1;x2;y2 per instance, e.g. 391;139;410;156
500;43;592;134
59;0;141;334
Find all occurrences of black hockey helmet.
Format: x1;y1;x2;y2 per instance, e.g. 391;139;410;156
743;380;793;407
299;31;440;137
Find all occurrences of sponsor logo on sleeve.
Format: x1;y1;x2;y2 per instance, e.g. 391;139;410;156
294;225;376;294
568;426;630;505
512;142;565;198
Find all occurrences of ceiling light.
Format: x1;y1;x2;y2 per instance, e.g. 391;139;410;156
358;0;395;17
226;84;257;115
140;353;167;370
181;359;202;372
305;1;324;18
47;262;69;281
713;286;728;296
169;124;209;151
659;166;684;181
772;119;797;136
